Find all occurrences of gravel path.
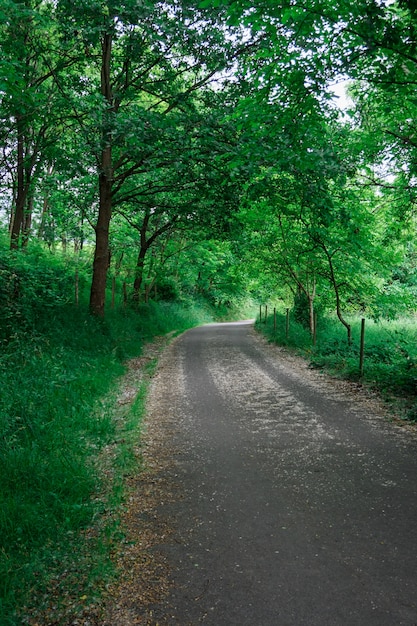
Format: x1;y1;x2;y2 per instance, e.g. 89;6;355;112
104;321;417;625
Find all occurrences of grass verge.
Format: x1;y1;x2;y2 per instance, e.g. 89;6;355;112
0;298;223;625
256;311;417;421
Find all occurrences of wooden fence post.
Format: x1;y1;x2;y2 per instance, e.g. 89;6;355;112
259;304;262;322
74;269;79;306
286;308;289;339
274;307;277;334
359;318;366;376
313;310;317;346
264;304;268;323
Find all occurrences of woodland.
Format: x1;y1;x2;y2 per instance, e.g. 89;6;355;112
2;0;417;322
2;0;417;623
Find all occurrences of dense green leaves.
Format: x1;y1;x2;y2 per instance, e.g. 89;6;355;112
0;0;416;319
3;1;417;621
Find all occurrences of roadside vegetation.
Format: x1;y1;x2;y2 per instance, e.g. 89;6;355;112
256;310;417;422
0;241;253;625
3;0;417;622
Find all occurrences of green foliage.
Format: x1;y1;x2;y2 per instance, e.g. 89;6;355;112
258;310;417;419
0;242;91;341
293;289;311;330
0;241;246;624
0;312;121;623
1;0;416;326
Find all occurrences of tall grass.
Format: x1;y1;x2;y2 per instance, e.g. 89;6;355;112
0;244;231;625
257;310;417;419
0;313;120;624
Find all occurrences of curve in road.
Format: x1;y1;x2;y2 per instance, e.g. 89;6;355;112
140;321;417;625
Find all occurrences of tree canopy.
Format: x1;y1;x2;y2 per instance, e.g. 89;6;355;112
1;0;416;321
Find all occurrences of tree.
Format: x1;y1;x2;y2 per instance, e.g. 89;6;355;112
0;0;75;249
1;0;415;325
238;112;401;340
112;97;245;302
53;0;254;315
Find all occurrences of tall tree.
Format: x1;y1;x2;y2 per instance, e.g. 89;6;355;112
54;0;252;315
238;112;401;338
112;96;244;302
0;0;74;249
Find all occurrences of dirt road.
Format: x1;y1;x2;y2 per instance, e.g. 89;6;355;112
106;320;417;625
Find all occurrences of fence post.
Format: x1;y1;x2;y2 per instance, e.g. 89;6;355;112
264;304;268;323
259;304;262;322
313;310;317;346
359;318;366;376
74;269;79;306
286;308;289;339
273;307;277;334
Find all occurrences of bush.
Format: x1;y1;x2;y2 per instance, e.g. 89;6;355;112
293;289;311;329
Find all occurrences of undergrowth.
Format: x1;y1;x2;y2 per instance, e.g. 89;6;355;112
256;311;417;421
0;245;235;625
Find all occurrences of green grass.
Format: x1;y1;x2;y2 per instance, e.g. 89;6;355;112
0;232;256;623
257;311;417;420
0;274;232;624
0;315;121;624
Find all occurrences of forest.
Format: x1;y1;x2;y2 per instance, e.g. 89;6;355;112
2;0;417;623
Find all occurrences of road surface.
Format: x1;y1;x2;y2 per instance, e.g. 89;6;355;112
121;321;417;625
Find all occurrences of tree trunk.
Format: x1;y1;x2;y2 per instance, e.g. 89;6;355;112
10;116;27;249
89;31;113;317
336;302;352;345
37;193;49;240
308;273;316;338
89;167;112;316
323;246;352;345
308;294;315;338
132;213;151;302
38;164;54;241
144;246;157;301
133;244;148;302
22;194;33;248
